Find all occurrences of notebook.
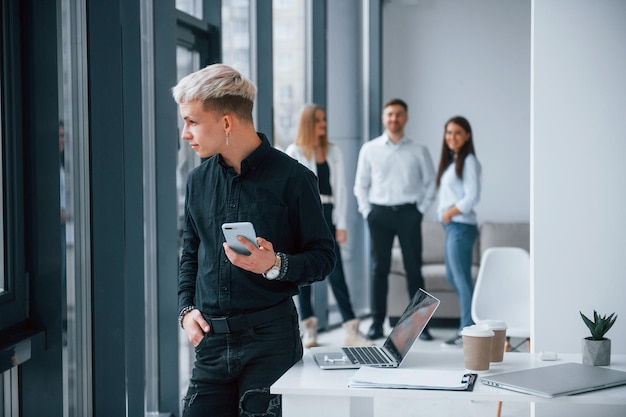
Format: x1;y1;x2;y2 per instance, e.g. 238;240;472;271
480;362;626;398
311;288;440;369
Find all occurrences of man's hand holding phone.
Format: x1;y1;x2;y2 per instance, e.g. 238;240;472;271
222;222;277;275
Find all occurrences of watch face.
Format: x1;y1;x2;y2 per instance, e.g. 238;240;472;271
264;268;279;280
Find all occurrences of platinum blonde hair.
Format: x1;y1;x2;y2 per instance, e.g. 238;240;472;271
172;64;256;122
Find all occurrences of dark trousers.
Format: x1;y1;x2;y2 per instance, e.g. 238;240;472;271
182;301;302;417
367;204;424;327
298;203;355;322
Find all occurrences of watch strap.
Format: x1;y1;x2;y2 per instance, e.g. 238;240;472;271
276;252;287;281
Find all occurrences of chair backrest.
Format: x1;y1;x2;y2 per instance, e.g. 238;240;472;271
471;247;530;338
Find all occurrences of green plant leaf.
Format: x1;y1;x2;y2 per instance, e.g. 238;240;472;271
580;310;618;340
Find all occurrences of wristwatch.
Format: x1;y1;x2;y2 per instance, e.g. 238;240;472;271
263;253;281;280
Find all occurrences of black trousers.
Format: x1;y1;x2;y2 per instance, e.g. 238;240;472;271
367;204;424;327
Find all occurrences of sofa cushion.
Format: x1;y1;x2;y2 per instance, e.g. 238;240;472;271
391;221;481;275
423;265;479;291
389;221;444;274
422;221;446;264
389;221;446;269
423;220;480;265
479;222;530;257
422;265;449;291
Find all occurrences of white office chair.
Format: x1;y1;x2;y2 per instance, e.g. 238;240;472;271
471;247;530;417
471;246;531;347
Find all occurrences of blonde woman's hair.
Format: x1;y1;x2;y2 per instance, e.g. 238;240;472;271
171;63;256;122
295;104;328;159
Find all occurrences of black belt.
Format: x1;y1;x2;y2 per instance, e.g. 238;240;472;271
202;299;292;334
372;203;416;211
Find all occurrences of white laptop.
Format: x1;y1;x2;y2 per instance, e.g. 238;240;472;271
480;362;626;398
311;288;440;370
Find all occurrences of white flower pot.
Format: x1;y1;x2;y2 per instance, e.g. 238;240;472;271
581;337;611;366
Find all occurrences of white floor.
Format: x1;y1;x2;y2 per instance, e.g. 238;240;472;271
312;317;531;417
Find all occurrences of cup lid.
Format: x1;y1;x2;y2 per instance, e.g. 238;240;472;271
477;320;508;330
461;325;494;337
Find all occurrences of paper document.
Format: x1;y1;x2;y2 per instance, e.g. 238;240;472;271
348;366;472;390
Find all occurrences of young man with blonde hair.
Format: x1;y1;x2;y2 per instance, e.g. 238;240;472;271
173;64;335;417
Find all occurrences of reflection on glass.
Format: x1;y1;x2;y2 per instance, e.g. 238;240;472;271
0;78;4;294
272;0;306;150
176;45;202;406
59;120;66;292
175;0;203;20
177;2;253;405
175;46;201;241
60;1;92;415
222;0;251;79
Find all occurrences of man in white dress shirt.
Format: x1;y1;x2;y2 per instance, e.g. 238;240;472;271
354;98;436;341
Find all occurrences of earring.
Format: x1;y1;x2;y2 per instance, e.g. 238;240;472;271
226;132;230;146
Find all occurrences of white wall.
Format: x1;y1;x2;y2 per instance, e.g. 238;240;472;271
384;0;625;374
533;0;626;357
383;0;531;223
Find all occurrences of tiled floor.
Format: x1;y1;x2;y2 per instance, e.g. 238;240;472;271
312;317;531;417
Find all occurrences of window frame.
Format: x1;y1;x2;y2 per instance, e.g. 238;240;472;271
0;0;27;330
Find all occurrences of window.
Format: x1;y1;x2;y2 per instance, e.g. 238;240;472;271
0;80;5;295
275;0;295;9
274;22;293;40
176;0;202;20
59;0;93;415
222;0;251;78
175;7;220;412
278;84;293;101
272;0;306;149
175;3;254;406
277;52;293;71
0;0;27;329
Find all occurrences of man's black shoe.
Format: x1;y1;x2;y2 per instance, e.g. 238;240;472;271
418;328;434;341
366;324;384;340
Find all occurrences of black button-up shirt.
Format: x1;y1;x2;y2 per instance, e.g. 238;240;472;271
178;134;336;316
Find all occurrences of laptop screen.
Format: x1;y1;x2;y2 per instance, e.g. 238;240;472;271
383;289;440;363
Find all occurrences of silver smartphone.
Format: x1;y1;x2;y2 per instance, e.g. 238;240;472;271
221;222;258;255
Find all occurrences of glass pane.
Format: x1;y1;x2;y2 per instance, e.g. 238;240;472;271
0;75;5;294
176;45;201;409
272;0;306;150
175;46;201;238
175;0;203;20
221;0;251;79
60;0;92;415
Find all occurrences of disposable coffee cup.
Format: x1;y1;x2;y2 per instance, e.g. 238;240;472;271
461;325;494;373
477;320;508;364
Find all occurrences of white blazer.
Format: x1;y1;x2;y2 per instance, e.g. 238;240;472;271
285;143;348;231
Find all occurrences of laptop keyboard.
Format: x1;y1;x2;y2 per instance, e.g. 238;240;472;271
342;346;390;365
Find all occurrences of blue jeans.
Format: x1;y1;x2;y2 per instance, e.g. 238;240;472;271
298;204;356;322
443;221;478;331
182;301;302;417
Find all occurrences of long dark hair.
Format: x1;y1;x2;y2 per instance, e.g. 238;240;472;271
436;116;475;188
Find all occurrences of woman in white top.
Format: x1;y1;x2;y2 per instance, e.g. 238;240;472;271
286;104;371;348
435;116;481;348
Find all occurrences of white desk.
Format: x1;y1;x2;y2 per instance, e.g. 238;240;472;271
271;351;626;417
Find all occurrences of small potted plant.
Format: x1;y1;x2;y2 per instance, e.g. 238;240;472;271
580;310;617;366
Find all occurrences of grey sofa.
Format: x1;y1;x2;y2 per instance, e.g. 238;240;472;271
386;221;530;322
